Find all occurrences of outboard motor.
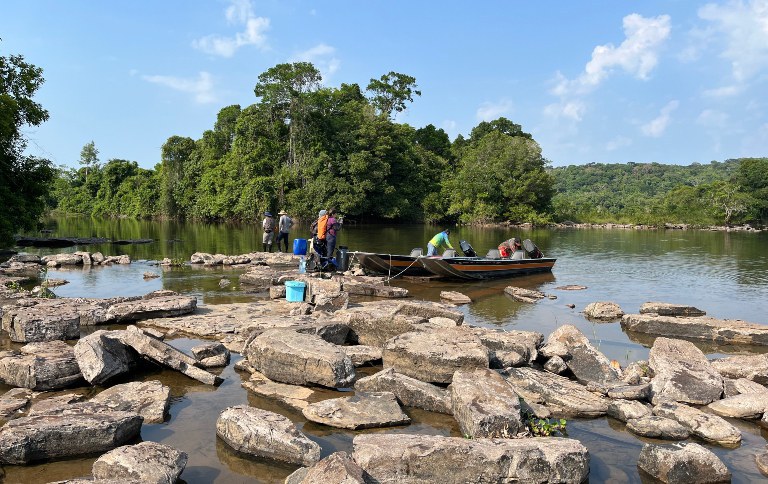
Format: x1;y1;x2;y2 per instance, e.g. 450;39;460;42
459;240;477;257
522;239;543;259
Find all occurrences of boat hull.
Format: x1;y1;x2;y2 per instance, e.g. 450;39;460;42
419;257;556;280
352;252;433;277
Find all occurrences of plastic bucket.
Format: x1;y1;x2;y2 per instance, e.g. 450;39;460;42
293;238;307;255
285;280;306;302
336;246;350;271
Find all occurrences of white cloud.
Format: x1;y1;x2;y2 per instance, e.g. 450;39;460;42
698;0;768;82
641;100;679;137
441;120;458;138
476;99;513;121
696;109;729;127
192;0;270;57
290;44;341;80
543;100;586;121
605;136;633;151
142;72;216;104
702;84;743;97
553;13;671;97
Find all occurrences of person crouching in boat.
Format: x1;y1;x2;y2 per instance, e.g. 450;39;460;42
427;229;454;256
498;237;523;258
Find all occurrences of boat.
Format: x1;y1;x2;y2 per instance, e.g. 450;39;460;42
352;250;433;277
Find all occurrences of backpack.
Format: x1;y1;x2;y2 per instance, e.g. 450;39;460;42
316;215;329;240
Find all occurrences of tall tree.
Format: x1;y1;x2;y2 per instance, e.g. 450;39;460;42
0;53;54;246
79;140;99;182
366;71;421;118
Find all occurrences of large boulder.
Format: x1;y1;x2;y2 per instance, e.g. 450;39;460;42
352;433;590;483
302;391;410;430
0;341;83;390
466;326;542;367
382;329;488;384
503;367;608;417
543;325;620;387
245;329;354;388
91;441;187;484
354;368;452;414
74;330;138;385
451;368;522;438
648;337;723;405
2;301;80;342
622;313;768;346
653;401;741;446
637;442;731;483
0;404;143;464
216;405;320;466
90;380;170;424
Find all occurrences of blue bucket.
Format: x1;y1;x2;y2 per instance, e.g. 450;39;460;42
285;280;306;302
293;238;307;256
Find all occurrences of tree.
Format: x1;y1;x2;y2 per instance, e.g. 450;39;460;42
0;53;54;246
366;71;421;118
79;140;99;182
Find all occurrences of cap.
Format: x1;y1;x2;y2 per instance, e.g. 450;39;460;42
278;210;287;215
318;209;327;217
264;211;273;217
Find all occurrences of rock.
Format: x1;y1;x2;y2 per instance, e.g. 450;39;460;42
637;442;731;484
343;345;382;366
451;368;522;438
92;252;105;264
245;329;354;388
584;301;624;320
707;393;767;419
504;286;546;303
607;383;651;401
2;301;80;342
622;313;768;346
115;327;222;386
710;354;768;383
28;393;86;415
626;416;690;440
607;399;652;422
0;388;33;420
313;292;349;312
92;442;186;483
105;295;197;323
90;380;170;424
142;272;160;279
74;330;138;385
382;329;488;384
354;368;452;414
622;361;650;384
239;267;277;289
466;326;542;366
544;325;621;387
41;253;83;266
342;278;409;298
640;302;706;317
191;342;230;368
757;450;768;477
555;285;587;291
241;371;317;411
352;433;590;484
544;355;567;374
286;451;368;484
269;285;286;299
439;291;471;304
0;341;83;390
649;337;723;405
0;404;143;464
302;391;410;430
216;405;320;466
503;367;609;417
733;378;768;395
653;401;741;446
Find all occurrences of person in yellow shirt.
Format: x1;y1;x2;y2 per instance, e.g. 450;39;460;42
427;229;454;256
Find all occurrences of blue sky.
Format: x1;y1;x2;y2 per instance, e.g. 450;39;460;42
2;0;767;169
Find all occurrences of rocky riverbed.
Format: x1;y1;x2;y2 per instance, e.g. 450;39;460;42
1;250;768;482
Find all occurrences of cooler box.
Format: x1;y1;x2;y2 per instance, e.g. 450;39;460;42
293;238;307;255
285;280;306;302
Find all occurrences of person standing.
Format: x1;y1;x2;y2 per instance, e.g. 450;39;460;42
427;229;454;256
326;208;341;265
276;210;292;253
262;211;275;252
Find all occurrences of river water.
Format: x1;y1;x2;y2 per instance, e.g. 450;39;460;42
3;217;768;483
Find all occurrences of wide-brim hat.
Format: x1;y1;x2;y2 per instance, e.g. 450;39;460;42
264;211;273;217
278;210;287;215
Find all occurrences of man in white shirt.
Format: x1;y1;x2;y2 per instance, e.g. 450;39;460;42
277;210;293;253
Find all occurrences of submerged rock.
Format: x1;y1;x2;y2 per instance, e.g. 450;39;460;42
91;441;187;484
637;442;731;484
639;302;706;317
302;391;410;430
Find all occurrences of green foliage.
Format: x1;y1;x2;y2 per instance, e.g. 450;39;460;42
366;71;421;118
524;411;568;437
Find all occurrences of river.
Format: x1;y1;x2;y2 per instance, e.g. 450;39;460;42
3;216;768;482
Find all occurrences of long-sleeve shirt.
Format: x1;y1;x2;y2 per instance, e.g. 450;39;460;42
279;215;292;233
428;231;454;250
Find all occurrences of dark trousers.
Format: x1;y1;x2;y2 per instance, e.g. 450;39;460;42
276;231;289;252
326;234;337;264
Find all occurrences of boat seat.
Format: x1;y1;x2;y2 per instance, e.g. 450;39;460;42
511;250;526;260
442;249;457;258
410;248;423;257
485;249;501;259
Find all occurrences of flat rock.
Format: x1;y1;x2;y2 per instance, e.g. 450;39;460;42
216;405;320;466
757;450;768;477
241;371;317;411
382;328;488;384
707;393;767;419
439;291;471;304
607;399;652;422
649;337;723;405
544;324;621;387
466;326;542;366
286;451;368;484
0;341;83;390
105;295;197;323
191;342;230;368
451;368;522;438
354;368;452;414
245;329;354;388
90;380;170;424
710;354;768;384
637;442;731;484
503;367;608;417
640;302;706;317
626;416;690;440
622;313;768;346
302;391;410;430
733;378;768;395
2;301;80;342
0;404;142;464
343;345;382;366
653;401;741;446
352;433;590;484
584;301;624;320
504;286;546;303
607;383;651;401
74;330;138;385
0;388;33;420
92;441;187;484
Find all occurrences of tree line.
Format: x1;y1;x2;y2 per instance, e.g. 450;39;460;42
3;53;767;248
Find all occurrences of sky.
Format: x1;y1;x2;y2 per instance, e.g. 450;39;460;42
2;0;767;169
